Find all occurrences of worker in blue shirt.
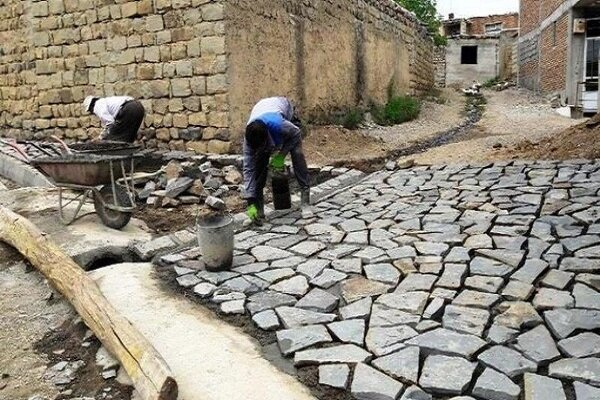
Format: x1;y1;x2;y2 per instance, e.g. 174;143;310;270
243;97;310;224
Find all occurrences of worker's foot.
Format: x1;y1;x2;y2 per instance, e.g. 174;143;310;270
300;189;310;207
301;205;314;219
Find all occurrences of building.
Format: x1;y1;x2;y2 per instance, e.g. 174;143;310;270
0;0;435;153
519;0;600;114
438;13;519;86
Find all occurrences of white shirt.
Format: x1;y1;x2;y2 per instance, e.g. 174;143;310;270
247;97;294;125
93;96;133;126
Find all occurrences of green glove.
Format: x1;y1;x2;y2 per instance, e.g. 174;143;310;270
247;204;259;221
270;153;285;171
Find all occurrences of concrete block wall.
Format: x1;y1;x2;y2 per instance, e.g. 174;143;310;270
445;38;499;86
0;0;435;152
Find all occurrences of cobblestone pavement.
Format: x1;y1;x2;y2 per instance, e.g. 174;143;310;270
163;160;600;400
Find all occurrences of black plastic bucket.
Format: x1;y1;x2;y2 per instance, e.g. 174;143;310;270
271;172;292;210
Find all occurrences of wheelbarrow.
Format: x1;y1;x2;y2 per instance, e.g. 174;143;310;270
32;153;138;229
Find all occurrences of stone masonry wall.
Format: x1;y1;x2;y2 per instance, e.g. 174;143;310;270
0;0;434;153
0;0;230;153
433;46;446;88
225;0;435;136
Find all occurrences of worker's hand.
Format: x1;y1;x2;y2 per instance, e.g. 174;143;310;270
269;153;285;172
246;204;259;222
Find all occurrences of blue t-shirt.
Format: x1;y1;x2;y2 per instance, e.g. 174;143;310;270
252;112;284;147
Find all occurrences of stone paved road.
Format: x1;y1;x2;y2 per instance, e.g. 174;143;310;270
164;160;600;400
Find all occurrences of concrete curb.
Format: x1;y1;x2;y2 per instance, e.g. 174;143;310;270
0;153;54;188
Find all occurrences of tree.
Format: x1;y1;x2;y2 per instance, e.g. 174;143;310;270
394;0;447;46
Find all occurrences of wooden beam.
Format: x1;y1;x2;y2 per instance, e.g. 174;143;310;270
0;206;177;400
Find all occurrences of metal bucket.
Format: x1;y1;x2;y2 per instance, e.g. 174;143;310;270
196;214;234;271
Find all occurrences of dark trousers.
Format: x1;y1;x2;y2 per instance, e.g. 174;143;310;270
105;100;145;143
249;144;310;215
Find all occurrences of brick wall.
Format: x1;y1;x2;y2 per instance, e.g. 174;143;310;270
518;0;570;93
468;13;519;36
540;13;568;93
0;0;435;153
520;0;542;36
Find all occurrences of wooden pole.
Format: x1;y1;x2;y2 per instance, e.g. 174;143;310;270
0;206;177;400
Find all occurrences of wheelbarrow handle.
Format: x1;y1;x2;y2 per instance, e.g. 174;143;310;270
0;139;31;163
50;135;73;155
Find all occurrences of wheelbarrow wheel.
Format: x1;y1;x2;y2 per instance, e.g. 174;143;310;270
93;185;133;229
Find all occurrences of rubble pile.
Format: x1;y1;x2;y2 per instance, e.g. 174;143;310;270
138;159;243;210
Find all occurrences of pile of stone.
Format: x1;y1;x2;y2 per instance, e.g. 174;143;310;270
139;159;243;210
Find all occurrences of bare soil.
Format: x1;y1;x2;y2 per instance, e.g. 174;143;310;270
503;113;600;160
303;125;387;166
135;194;246;234
405;88;582;165
0;244;132;400
34;318;133;400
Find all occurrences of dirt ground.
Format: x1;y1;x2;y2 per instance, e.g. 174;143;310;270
0;243;135;400
134;194;245;234
405;88;582;165
303;88;464;166
303;125;388;166
502;112;600;160
0;246;72;400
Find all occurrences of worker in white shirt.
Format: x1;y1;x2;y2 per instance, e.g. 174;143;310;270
83;96;145;143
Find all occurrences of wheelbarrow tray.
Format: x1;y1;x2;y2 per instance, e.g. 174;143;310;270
68;141;140;156
32;154;134;186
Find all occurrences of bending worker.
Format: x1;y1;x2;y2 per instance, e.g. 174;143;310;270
83;96;145;143
243;96;310;224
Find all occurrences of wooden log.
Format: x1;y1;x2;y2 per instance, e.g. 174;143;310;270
0;206;177;400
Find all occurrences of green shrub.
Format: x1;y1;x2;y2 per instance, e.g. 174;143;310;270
373;96;421;126
482;76;500;88
339;108;365;130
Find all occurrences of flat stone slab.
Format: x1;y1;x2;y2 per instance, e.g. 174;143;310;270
294;344;372;366
340;297;373;320
251;246;294;262
351;363;404;400
558;332;600;358
544;309;600;339
406;328;486;359
523;373;566;400
478;345;537;378
341;277;391;303
442;305;490;336
276;325;332;356
514;325;560;364
549;358;600;385
395;274;438;292
270;275;310;297
364;263;401;285
472;368;520;400
366;325;418;356
246;291;297;315
328;319;365;346
275;306;337;328
295;288;339;313
453;290;501;309
252;310;280;330
419;355;476;395
375;291;429;314
574;381;600;400
372;346;420;383
319;364;349;389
